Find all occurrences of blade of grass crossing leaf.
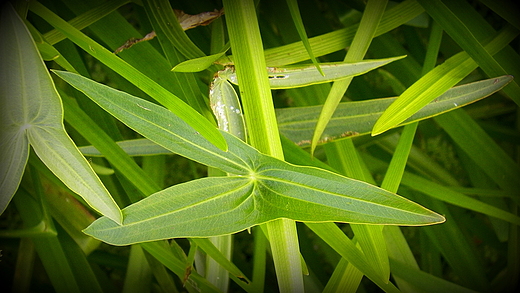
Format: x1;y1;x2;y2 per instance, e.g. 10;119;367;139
221;1;304;292
192;238;254;292
317;0;391;283
324;139;391;283
239;0;425;66
402;172;520;225
285;0;323;75
311;0;388;153
389;258;480;293
372;24;519;135
142;2;209;116
417;0;520;106
323;257;363;293
142;251;178;293
380;22;443;292
28;1;227;151
275;76;513;146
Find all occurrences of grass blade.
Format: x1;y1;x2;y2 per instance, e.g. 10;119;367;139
417;0;520;105
285;0;323;75
372;24;518;135
311;0;388;153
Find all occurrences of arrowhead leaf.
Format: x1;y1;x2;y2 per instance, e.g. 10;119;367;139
55;69;444;245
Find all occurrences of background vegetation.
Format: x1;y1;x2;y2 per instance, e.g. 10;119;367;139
1;0;519;292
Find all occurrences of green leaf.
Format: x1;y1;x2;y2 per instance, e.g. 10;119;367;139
0;3;122;224
277;76;513;146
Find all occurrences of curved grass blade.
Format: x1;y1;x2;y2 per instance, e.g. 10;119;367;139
42;0;131;45
417;0;520;106
277;76;513;146
309;0;388;155
0;3;122;224
143;0;205;59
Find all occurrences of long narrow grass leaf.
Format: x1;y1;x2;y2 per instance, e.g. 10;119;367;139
417;0;520;105
311;0;388;153
285;0;323;75
372;25;519;135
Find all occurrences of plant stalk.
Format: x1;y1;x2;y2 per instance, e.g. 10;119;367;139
222;0;304;291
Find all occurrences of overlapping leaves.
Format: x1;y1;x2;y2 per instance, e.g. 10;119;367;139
54;70;444;245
